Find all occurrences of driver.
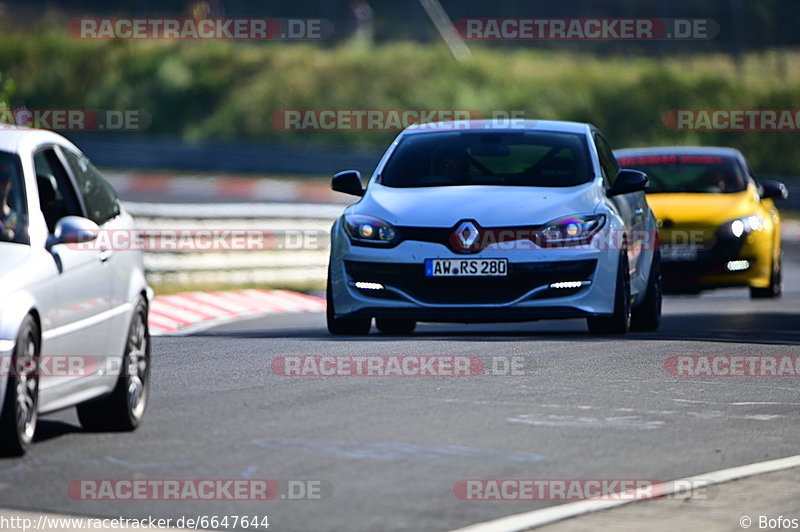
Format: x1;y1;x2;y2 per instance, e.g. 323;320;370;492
0;163;20;241
700;168;729;193
432;145;469;181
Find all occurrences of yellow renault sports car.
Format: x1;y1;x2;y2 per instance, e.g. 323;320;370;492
615;147;788;298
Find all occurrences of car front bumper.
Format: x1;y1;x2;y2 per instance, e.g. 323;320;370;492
660;227;774;291
329;237;620;323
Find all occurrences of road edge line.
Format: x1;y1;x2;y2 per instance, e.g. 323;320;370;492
449;453;800;532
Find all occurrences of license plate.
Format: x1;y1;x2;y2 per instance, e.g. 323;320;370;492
425;258;508;277
661;247;698;262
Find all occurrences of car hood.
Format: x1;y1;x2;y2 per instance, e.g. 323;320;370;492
352;183;601;227
646;189;762;226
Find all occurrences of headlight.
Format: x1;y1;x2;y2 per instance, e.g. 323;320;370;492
343;214;398;246
724;214;763;238
541;214;606;247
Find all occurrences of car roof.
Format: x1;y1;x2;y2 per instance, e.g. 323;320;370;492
401;119;592;135
614;146;743;159
0;127;76;154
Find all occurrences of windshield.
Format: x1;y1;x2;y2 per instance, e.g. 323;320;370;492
617;154;748;194
0;151;27;245
379;131;592;188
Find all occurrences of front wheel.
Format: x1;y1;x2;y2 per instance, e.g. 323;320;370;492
750;251;782;299
0;315;40;457
326;269;371;335
587;252;631;335
631;250;662;332
77;298;150;431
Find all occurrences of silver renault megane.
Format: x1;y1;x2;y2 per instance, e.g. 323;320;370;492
326;120;661;335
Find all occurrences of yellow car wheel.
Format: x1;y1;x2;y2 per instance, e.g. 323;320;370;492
750;250;782;299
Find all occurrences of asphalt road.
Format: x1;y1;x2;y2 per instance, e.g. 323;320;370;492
3;245;799;532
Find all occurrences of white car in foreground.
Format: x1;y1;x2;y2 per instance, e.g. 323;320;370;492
0;128;150;456
327;120;661;335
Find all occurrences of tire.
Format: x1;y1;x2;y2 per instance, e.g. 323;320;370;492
375;318;416;335
77;298;150;432
0;315;40;457
750;250;782;299
326;269;371;335
631;250;662;332
587;252;631;335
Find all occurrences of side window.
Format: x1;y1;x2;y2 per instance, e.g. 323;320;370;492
62;148;120;225
0;152;28;245
33;148;83;233
593;134;619;187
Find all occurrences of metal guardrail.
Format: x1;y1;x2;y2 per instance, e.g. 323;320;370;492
125;202;345;219
125;202;344;286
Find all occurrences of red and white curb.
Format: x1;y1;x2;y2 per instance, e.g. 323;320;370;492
148;289;326;336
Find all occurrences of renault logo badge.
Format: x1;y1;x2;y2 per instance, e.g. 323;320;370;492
454;221;479;248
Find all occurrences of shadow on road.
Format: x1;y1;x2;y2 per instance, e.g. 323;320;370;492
32;420;82;443
190;312;799;345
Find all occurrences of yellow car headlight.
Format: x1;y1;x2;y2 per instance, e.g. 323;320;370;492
725;214;763;238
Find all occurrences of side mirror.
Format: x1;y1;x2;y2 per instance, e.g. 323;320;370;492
332;170;364;197
46;216;99;250
760;180;789;201
609;169;648;197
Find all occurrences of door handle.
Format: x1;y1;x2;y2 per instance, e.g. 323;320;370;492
634;207;644;216
99;248;113;262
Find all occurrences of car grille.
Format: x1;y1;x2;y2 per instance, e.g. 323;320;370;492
345;259;597;304
395;224;544;254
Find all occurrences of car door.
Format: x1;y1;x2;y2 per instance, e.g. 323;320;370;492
59;146;134;371
33;146;112;397
593;133;648;285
